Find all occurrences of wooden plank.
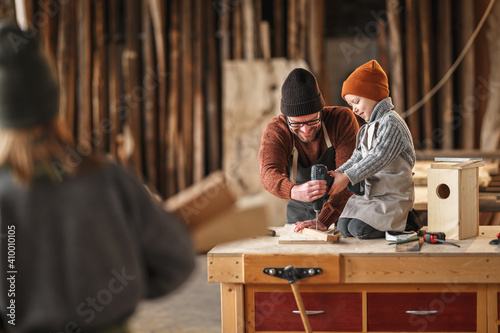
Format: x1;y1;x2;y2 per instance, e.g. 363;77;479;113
297;0;307;61
166;0;181;196
180;0;193;189
122;0;142;175
208;256;243;284
437;0;454;149
164;171;236;229
57;0;76;135
480;0;500;151
416;149;500;160
386;0;405;116
191;198;270;253
92;0;108;152
300;228;340;242
405;0;420;149
218;0;231;61
232;0;243;60
193;0;205;182
106;0;121;159
244;254;340;284
287;0;297;59
142;1;158;188
430;160;485;169
242;0;255;60
343;256;500;283
220;283;245;333
458;0;475;149
260;21;271;60
148;0;167;192
77;0;92;154
205;2;221;173
418;0;433;149
272;0;285;57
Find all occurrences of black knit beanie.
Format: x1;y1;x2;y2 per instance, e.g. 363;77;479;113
280;68;325;117
0;19;58;129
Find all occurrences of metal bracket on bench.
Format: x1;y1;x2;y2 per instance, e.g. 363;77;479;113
263;265;322;284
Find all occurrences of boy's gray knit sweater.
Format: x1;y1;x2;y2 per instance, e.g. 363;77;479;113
337;97;415;184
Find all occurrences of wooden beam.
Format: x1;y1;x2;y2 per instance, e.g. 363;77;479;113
418;0;433;149
77;0;92;153
437;0;454;149
458;0;476;149
57;0;76;136
404;0;421;149
193;0;205;182
386;0;405;115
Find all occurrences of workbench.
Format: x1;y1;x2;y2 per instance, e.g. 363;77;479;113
208;225;500;333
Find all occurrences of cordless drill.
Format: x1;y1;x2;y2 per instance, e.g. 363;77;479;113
311;164;328;230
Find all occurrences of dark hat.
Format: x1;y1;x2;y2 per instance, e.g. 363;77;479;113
280;68;325;117
0;20;58;129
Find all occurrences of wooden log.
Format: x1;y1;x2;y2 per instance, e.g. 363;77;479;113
57;0;76;136
167;0;181;196
92;0;108;152
458;0;475;149
180;0;193;189
386;0;405;115
437;0;454;149
122;0;142;175
77;0;92;154
148;0;167;193
142;1;158;189
107;0;122;159
418;0;433;149
404;0;421;149
193;0;205;182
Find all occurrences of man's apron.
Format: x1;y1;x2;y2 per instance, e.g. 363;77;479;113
340;121;414;231
286;123;336;223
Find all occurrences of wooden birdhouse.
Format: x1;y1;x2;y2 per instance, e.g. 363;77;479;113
427;160;485;240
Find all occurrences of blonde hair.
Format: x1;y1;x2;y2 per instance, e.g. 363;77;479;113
0;118;102;184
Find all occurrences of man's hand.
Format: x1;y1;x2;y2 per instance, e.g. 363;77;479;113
327;171;350;196
290;180;328;202
293;219;327;232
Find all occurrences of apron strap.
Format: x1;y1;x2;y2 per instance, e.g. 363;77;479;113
322;122;332;148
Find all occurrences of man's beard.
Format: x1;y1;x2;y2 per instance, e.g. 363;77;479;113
294;126;321;143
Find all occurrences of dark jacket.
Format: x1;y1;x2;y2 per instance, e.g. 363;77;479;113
0;162;195;332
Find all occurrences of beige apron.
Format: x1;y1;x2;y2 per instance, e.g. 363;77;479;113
340;121;414;232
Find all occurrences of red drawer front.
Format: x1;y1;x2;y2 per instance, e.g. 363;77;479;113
254;292;362;332
498;292;500;319
367;292;476;332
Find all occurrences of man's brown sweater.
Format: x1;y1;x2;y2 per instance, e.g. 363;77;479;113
258;106;359;228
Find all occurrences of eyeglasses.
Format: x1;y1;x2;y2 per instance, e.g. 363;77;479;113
287;115;321;128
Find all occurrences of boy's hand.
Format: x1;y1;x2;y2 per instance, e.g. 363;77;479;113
294;219;327;232
327;171;350;196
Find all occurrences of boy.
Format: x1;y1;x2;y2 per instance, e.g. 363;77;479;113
328;60;415;239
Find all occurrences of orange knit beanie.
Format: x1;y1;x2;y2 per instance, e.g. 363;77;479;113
341;60;389;102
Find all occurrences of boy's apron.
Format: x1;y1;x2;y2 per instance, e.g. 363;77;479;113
286;123;335;223
340;121;414;231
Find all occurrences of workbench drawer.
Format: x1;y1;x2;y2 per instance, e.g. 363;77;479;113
367;292;477;331
254;292;362;331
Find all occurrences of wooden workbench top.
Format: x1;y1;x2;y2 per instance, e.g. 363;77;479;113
208;225;500;257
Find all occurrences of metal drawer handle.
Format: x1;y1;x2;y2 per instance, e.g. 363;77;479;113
406;310;438;315
292;310;324;316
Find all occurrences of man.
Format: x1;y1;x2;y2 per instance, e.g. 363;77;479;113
258;68;359;231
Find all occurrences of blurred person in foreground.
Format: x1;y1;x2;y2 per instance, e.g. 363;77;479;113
0;20;195;333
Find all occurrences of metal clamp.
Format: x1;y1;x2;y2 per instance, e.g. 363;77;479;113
263;265;322;284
